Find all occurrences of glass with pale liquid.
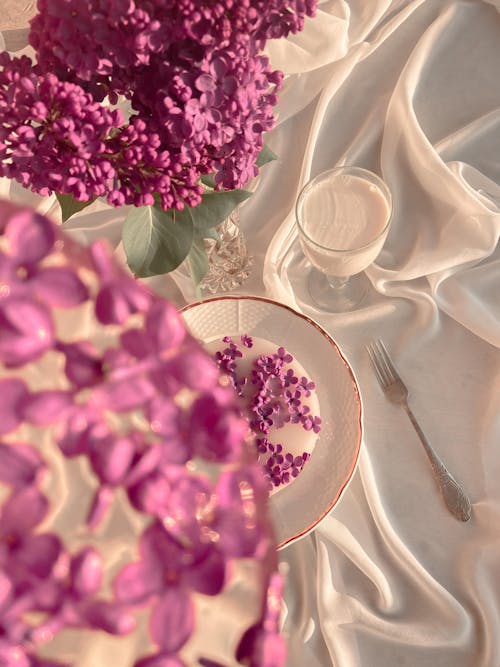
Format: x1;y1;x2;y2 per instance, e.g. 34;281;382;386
295;166;393;312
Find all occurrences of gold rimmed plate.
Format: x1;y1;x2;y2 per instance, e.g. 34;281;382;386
181;296;362;549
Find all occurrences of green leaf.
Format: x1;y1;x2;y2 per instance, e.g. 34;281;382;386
195;226;221;243
200;174;217;189
56;193;96;223
187;237;209;288
192;189;251;233
122;205;194;278
256;144;278;167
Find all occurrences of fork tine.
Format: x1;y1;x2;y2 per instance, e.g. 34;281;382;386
374;339;400;383
366;342;388;387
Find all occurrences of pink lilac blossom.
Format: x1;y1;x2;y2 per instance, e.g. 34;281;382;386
0;0;317;210
0;200;284;666
213;334;321;488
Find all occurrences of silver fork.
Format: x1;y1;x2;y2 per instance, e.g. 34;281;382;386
367;339;471;522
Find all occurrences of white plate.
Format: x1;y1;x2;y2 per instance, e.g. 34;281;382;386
181;296;362;549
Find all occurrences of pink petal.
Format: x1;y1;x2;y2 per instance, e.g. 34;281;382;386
113;560;163;605
0;486;48;537
236;625;287;667
86;486;114;529
150;588;194;653
16;533;62;578
80;600;135;635
0;571;12;613
168;348;219;391
20;390;73;426
0;442;44;487
183;548;226;596
135;654;187;667
0;378;28;434
70;547;103;597
30;267;89;308
89;435;135;485
91;377;155;412
127;471;171;516
124;445;163;488
120;328;151;359
4;207;55;265
0;643;30;667
58;341;103;388
95;281;151;325
0;298;54;367
145;301;185;351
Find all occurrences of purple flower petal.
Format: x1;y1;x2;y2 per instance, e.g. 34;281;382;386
4;207;55;265
150;587;194;653
135;654;186;667
0;298;54;367
20;390;73;426
86;485;114;529
57;341;103;388
0;486;48;537
0;643;30;667
0;378;28;434
127;471;171;516
0;571;12;613
113;559;163;605
30;266;89;308
70;547;103;597
91;376;155;412
166;348;218;391
145;301;185;351
80;600;135;635
183;548;226;597
120;328;151;359
0;442;44;488
89;435;135;486
15;533;62;578
236;624;287;667
95;281;151;325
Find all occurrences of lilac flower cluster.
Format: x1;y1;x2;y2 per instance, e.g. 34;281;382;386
213;335;321;488
0;201;284;667
0;0;317;210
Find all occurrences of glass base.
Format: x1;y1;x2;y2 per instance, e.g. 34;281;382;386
307;269;368;312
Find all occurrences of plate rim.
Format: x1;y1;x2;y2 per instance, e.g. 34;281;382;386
181;294;362;549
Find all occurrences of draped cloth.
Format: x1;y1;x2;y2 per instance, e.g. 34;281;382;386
1;2;500;665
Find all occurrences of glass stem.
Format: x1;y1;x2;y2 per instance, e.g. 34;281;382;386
327;275;349;290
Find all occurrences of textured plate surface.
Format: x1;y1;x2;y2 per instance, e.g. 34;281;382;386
182;296;362;549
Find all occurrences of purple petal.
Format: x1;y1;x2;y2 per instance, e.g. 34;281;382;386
0;378;28;434
70;547;103;597
236;625;287;667
91;377;155;412
57;411;105;458
150;587;194;653
0;298;54;367
0;643;30;667
183;548;226;596
89;436;135;485
145;301;185;351
95;281;151;325
0;442;44;487
15;533;62;578
4;207;55;265
120;328;151;359
20;390;73;426
80;600;135;635
30;266;89;308
86;486;114;529
57;341;103;388
124;445;163;488
0;486;48;537
0;571;12;613
135;654;186;667
113;559;163;605
166;348;219;391
127;471;171;516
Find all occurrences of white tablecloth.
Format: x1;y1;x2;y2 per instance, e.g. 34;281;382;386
2;2;500;665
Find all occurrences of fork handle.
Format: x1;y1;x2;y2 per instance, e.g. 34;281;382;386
403;405;472;522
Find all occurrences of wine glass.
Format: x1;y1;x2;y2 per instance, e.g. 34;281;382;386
295;166;393;312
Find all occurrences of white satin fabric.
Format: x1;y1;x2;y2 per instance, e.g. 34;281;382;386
2;2;500;665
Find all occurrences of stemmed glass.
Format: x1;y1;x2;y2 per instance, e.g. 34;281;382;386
295;166;393;312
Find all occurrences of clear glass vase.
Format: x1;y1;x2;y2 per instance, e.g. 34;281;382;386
198;207;254;294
